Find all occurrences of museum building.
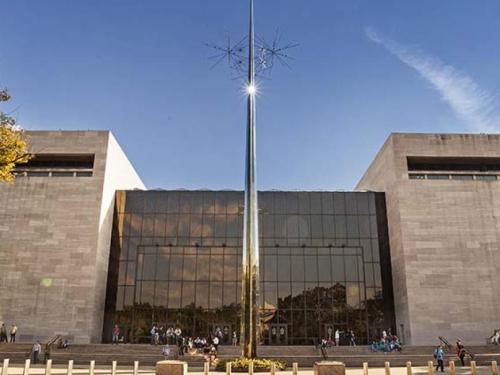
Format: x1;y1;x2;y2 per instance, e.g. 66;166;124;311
0;131;499;346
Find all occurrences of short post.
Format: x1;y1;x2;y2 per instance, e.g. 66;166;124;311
363;362;369;375
226;362;232;375
67;360;74;375
204;360;210;375
492;361;498;375
248;362;254;375
111;361;117;375
155;360;188;375
385;362;391;375
406;362;412;375
133;361;139;375
470;361;477;375
448;361;455;375
293;362;298;375
427;361;434;375
45;359;52;375
23;359;31;375
2;359;9;375
89;360;95;375
270;362;276;375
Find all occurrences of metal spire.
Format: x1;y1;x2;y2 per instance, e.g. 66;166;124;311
240;0;260;359
206;0;297;359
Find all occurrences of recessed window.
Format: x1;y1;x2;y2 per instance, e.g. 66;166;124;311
52;171;75;177
27;171;50;177
409;174;425;180
475;175;497;181
427;174;449;180
76;171;93;177
451;174;474;180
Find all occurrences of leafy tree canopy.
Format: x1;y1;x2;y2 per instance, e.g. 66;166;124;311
0;89;30;182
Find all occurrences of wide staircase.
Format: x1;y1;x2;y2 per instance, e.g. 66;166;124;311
1;344;500;368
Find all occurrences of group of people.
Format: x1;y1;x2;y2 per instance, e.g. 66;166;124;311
370;329;402;352
322;328;357;347
0;323;18;342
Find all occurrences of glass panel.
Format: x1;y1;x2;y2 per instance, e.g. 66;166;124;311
196;282;209;308
305;256;317;282
182;281;195;307
332;257;345;281
318;256;331;282
223;283;237;306
311;215;322;238
334;216;346;238
310;193;322;214
264;255;277;282
197;255;210;281
277;255;290;282
290;255;305;282
285;193;299;214
210;282;223;308
169;254;184;280
322;215;334;237
333;193;345;214
286;216;299;238
224;254;238;281
210;254;224;281
143;253;157;280
264;282;278;307
156;251;170;281
183;255;196;281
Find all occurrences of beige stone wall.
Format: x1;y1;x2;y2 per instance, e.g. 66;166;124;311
357;133;500;345
0;131;144;343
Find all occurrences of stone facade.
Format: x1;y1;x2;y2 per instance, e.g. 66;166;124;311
0;131;144;343
357;133;500;345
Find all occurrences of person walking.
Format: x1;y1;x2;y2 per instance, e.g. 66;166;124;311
10;324;18;342
32;341;41;364
434;344;445;372
112;324;120;344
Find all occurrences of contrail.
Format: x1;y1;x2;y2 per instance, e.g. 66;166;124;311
366;27;499;133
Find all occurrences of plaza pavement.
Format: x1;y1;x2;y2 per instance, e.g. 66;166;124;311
1;365;495;375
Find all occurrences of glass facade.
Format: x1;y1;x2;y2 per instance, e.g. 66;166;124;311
103;191;395;345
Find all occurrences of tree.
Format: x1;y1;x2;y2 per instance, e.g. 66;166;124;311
0;89;30;182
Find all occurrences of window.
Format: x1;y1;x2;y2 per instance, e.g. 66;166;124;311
451;174;474;180
409;174;425;180
475;175;497;181
426;174;449;180
15;154;94;177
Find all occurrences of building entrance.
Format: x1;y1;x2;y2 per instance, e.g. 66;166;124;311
269;324;288;345
210;323;233;345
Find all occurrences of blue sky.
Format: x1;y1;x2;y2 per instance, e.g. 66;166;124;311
1;1;500;190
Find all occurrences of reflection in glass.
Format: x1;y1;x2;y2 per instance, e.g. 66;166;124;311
107;191;393;345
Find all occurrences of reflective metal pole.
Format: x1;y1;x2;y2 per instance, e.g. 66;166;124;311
240;0;260;359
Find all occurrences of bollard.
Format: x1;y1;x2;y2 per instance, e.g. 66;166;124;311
2;359;9;375
226;362;232;375
492;361;498;375
204;360;210;375
270;362;276;375
448;361;455;375
427;361;434;375
363;362;369;375
406;362;412;375
248;361;254;375
111;361;117;375
384;362;391;375
133;361;139;375
23;359;30;375
470;361;477;375
67;360;74;375
45;359;52;375
293;362;298;375
89;360;95;375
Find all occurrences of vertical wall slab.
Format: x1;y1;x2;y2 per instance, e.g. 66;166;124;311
357;133;500;345
0;131;144;343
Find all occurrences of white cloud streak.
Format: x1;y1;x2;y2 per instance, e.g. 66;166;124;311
366;27;499;132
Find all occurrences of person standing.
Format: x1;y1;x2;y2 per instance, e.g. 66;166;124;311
434;344;445;372
335;329;340;346
10;324;18;342
456;339;466;366
112;324;120;344
232;331;237;346
32;341;41;364
0;323;7;342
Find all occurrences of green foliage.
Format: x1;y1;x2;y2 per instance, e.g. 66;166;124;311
216;358;287;372
0;89;31;182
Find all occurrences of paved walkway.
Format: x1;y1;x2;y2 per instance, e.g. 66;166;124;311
1;365;496;375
